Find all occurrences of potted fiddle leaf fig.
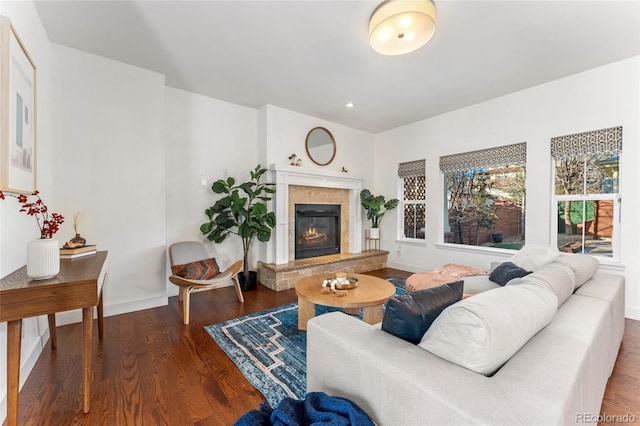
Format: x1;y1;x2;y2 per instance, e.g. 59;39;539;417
200;164;276;291
360;189;399;239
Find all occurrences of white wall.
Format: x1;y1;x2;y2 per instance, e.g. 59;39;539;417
0;1;54;420
261;105;375;180
51;44;167;319
375;56;640;319
165;87;258;295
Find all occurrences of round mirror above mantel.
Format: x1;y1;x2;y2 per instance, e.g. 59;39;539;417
305;127;336;166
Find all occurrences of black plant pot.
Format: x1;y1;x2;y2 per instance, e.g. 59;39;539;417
492;233;504;244
238;271;258;291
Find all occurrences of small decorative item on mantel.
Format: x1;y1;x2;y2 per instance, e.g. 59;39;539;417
0;190;65;279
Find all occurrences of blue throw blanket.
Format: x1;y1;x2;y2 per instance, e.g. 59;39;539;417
234;392;375;426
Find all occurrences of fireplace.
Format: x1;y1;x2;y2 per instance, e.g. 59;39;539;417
295;204;341;259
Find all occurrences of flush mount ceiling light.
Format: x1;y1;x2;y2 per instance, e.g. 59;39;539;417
369;0;437;55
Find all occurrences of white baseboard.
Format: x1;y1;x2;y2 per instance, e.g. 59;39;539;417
625;305;640;321
53;295;168;326
387;260;432;273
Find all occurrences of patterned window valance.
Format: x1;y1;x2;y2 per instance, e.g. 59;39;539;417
439;142;526;173
398;159;425;178
550;126;622;160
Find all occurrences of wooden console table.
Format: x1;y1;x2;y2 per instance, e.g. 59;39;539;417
0;251;109;426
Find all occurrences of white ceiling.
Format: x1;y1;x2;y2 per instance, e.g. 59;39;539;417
33;0;640;134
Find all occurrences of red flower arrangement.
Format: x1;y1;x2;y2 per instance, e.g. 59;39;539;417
0;190;64;239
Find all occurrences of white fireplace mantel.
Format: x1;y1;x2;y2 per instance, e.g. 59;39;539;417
268;164;363;265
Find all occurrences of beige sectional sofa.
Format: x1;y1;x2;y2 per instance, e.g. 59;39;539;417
306;254;625;425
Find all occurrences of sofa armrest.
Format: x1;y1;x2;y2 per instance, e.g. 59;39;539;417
307;312;522;425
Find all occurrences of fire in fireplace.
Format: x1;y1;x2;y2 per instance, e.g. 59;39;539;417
295;204;341;259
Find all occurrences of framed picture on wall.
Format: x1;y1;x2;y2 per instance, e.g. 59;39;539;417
0;16;37;194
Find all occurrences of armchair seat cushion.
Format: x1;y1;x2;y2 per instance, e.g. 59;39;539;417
185;270;233;286
171;257;220;280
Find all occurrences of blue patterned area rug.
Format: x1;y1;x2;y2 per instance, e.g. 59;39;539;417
204;277;405;408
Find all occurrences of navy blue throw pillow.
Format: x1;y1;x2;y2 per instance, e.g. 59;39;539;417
381;281;464;344
489;261;531;285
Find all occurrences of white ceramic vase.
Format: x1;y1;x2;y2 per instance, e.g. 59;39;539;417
27;238;60;279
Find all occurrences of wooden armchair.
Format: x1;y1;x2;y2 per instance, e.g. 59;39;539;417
168;241;244;324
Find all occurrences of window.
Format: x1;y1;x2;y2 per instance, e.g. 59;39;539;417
440;143;526;249
398;160;426;240
551;126;622;259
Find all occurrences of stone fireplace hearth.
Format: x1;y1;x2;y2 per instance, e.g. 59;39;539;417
258;251;389;291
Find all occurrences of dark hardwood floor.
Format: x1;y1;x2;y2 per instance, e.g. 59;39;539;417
9;268;639;425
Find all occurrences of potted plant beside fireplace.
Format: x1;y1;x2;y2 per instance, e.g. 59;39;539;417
360;189;399;240
200;164;276;291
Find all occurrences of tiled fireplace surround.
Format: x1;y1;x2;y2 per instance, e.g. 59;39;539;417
258;165;388;291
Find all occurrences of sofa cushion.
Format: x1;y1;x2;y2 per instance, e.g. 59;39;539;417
509;245;560;271
553;254;599;289
489;262;531;285
382;281;463;344
462;275;500;294
171;257;220;280
419;283;558;376
509;262;575;307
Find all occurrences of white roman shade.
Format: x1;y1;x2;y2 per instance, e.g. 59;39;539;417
550;126;622;160
398;159;425;178
439;143;526;173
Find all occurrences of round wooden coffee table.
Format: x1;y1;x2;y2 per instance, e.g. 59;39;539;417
295;273;396;330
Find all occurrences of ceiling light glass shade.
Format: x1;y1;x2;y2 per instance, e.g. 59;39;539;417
369;0;437;55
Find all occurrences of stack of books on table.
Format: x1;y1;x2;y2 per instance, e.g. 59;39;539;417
60;245;97;259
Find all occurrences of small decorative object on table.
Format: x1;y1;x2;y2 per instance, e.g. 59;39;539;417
0;190;64;279
321;273;359;295
64;236;85;249
65;210;86;248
